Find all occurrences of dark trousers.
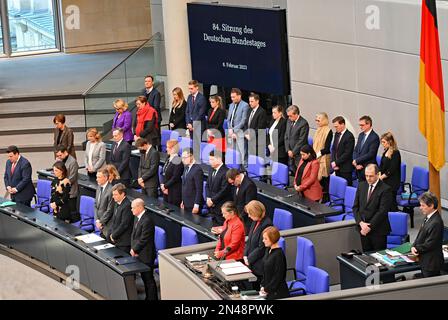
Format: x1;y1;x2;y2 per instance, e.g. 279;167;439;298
422;269;441;278
356;169;366;182
69;197;80;223
116;245;131;255
360;234;387;253
336;171;353;187
141;266;158;300
320;177;330;203
142;186;158;199
289;156;300;175
13;198;32;207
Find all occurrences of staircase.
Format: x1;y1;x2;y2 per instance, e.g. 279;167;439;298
0;96;87;197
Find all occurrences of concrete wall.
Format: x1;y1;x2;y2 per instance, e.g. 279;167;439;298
61;0;152;53
287;0;448;201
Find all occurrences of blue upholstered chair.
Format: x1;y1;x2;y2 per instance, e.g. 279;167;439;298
287;237;316;296
273;208;293;231
181;227;199;247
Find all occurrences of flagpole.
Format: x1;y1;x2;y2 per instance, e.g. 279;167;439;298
429;162;441;202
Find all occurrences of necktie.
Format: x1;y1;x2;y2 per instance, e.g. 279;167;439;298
230;103;239;127
98;186;104;202
360;134;367;150
367;185;374;202
11;162;17;175
248;110;255;127
333;132;341;156
113;143;118;155
184;166;191;181
423;217;429;225
192;95;196;106
212;169;217;182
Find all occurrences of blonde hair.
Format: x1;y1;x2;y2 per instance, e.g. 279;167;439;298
245;200;266;219
381;132;399;159
210;95;224;110
105;164;120;181
114;99;128;111
172;87;186;109
316;112;329;126
166;139;179;154
86;128;102;142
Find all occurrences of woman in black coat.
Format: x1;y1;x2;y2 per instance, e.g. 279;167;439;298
267;105;288;165
379;132;401;211
160;140;184;207
243;201;273;290
50;162;72;223
207;95;227;155
260;226;289;300
169;87;187;131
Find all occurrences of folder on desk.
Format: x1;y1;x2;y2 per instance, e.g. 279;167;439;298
0;201;16;208
390;242;412;254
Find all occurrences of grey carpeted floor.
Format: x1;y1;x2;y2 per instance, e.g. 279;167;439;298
0;50;133;99
0;254;86;300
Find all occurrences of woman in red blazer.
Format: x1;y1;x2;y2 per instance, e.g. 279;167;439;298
294;145;323;202
213;202;246;261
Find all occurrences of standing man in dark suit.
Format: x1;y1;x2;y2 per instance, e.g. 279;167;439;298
412;192;445;278
284;105;310;173
206;151;232;226
130;198;158;300
352;116;380;182
227;88;250;167
135;138;160;198
185;80;208;141
160;139;184;207
180;148;204;215
55;145;80;222
244;93;268;160
143;75;162;129
94;169;114;237
109;128;131;187
4;146;35;206
106;184;133;253
353;164;393;252
226;168;258;233
331;116;355;186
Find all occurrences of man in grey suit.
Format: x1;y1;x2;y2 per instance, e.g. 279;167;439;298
94;169;114;237
284;105;310;174
56;145;80;222
227;88;249;167
136;138;160;198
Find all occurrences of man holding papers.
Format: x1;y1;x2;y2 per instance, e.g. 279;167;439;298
412;192;445;278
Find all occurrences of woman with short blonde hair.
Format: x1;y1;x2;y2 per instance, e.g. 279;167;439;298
112;99;133;144
85;128;106;178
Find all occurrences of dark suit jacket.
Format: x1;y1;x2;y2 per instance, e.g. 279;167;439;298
107;197;133;249
182;163;204;209
109;141;131;180
284;117;309;156
353;130;380;167
143;88;162;123
268;117;287;161
162;155;184;206
169;102;187;130
131;211;156;266
207;107;226;138
206;164;232;213
331;130;355;174
234;175;258;216
413;212;444;273
186;92;208;132
4;156;35;203
244;216;273;276
353;180;393;236
53;126;76;159
245;107;267;154
379;150;402;193
138;146;160;190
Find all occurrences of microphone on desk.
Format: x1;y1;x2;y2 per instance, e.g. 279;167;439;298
216;247;232;270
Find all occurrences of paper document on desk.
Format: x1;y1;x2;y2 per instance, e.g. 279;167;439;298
186;254;209;262
94;243;115;251
221;265;252;275
76;234;104;244
220;262;245;269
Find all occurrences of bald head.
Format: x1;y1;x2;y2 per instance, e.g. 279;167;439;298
131;198;146;216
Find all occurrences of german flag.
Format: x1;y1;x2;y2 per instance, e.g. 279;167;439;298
419;0;446;171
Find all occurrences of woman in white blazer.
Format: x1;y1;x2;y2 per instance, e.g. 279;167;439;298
85;128;106;178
